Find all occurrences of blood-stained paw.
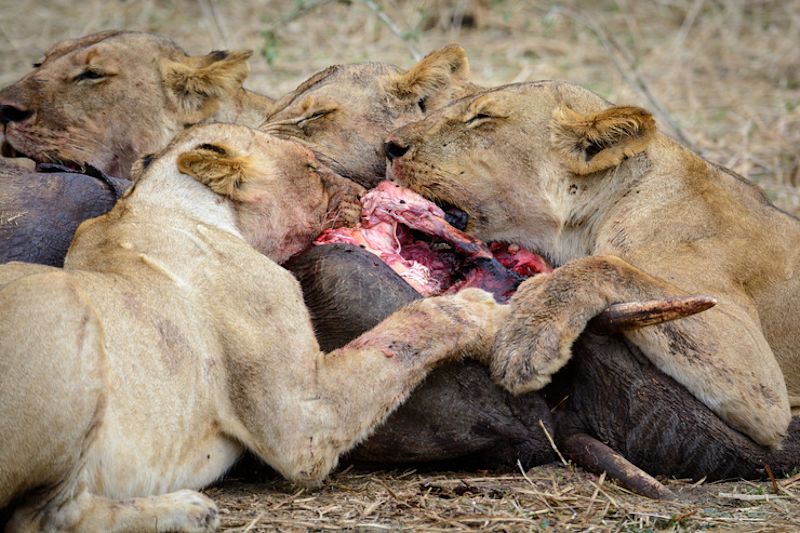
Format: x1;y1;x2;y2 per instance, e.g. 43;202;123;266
490;272;608;395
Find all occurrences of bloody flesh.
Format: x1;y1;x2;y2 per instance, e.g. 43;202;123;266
314;181;551;301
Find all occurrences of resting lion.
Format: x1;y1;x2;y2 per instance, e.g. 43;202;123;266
0;30;273;179
262;44;478;188
385;80;799;447
0;124;507;531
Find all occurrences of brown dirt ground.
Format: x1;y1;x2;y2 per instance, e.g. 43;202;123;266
2;1;799;530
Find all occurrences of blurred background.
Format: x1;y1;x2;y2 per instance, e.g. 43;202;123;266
1;0;798;213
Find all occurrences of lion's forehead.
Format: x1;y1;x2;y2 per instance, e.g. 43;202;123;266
39;32;181;72
272;63;402;114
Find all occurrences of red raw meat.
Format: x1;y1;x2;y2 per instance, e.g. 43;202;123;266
314;181;551;300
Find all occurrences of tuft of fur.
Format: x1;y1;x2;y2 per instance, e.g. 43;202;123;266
390;44;470;101
550;105;656;175
161;50;252;121
177;143;252;200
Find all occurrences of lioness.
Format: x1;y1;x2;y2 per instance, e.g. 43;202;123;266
0;31;273;179
0;124;507;531
385;80;799;447
262;44;478;188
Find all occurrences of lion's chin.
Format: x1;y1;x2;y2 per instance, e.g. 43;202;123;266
1;138;89;173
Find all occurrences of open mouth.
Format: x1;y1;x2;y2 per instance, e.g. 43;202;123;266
435;199;469;231
314;180;550;301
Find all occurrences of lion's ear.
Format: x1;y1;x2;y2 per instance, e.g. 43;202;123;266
550;105;656;175
177;142;253;200
389;44;470;109
161;49;252;122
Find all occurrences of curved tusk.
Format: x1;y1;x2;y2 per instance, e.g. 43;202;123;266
561;432;676;500
588;295;716;334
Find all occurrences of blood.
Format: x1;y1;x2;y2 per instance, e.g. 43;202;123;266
314;180;551;302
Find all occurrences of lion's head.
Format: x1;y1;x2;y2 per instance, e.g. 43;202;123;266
146;124;364;264
261;45;477;188
386;81;657;264
0;31;270;179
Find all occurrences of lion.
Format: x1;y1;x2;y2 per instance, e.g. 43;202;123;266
0;123;508;531
261;44;478;188
0;30;273;179
385;80;800;448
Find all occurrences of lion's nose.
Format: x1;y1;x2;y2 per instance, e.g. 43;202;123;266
0;104;32;125
384;139;410;161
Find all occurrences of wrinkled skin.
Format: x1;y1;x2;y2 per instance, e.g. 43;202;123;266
0;30;272;179
0;124;509;531
386;81;800;448
0;160;129;266
262;44;479;188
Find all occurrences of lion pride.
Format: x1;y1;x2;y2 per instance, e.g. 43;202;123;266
386;80;800;448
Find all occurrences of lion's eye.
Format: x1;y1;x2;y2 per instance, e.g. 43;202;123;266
466;113;493;125
418;97;427;113
305;110;332;121
32;62;42;68
297;109;333;128
73;69;106;83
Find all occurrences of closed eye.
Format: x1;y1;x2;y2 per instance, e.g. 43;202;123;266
466;113;495;125
298;109;334;124
73;69;107;83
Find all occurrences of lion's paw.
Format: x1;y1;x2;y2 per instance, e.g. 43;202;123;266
490;276;595;395
160;490;220;533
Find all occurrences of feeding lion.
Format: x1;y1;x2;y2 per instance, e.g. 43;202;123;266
386;80;799;447
262;44;478;188
0;30;272;179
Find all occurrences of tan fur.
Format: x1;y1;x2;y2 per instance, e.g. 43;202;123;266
176;143;252;199
0;124;508;531
161;50;253;122
387;80;800;448
0;32;273;179
550;105;656;175
389;44;471;103
261;45;480;188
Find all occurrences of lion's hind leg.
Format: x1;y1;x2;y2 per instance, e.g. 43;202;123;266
0;271;106;508
1;271;220;532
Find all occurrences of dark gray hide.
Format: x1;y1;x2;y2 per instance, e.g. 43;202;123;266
285;244;799;480
0;160;129;266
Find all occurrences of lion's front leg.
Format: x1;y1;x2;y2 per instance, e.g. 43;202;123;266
260;288;510;487
8;485;219;533
492;255;649;394
491;254;791;447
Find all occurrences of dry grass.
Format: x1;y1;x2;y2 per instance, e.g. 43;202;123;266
1;1;798;530
0;0;798;210
209;465;800;531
